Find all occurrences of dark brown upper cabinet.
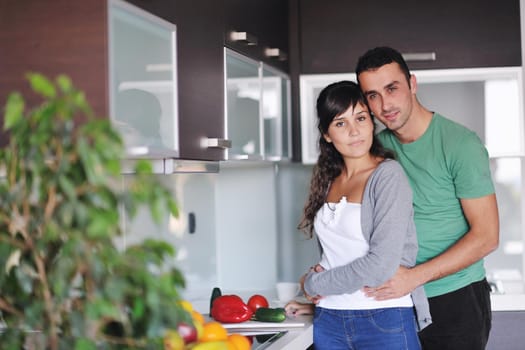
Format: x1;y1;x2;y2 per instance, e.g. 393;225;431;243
299;0;522;74
0;0;228;161
140;0;228;161
224;0;290;73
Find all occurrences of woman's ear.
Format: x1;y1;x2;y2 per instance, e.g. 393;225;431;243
323;134;332;143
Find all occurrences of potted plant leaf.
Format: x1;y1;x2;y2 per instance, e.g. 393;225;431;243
0;73;190;349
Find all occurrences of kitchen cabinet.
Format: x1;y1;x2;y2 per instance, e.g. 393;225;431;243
487;311;525;350
224;0;289;73
149;0;228;161
299;0;521;74
262;65;293;160
109;0;179;158
225;49;292;161
0;0;228;161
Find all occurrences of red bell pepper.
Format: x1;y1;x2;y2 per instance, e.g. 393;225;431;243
210;295;253;323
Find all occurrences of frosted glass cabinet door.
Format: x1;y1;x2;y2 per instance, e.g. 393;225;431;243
225;49;292;161
225;50;262;160
262;66;292;160
109;0;179;158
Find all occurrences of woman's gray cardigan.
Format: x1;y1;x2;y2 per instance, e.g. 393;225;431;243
303;159;432;330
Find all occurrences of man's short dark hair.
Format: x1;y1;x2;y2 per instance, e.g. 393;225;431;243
355;47;411;85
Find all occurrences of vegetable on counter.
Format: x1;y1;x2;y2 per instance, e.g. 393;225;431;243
164;299;250;350
247;294;269;312
209;287;222;315
253;307;287;323
210;295;253;323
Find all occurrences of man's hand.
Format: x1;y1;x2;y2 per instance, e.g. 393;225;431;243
363;266;417;300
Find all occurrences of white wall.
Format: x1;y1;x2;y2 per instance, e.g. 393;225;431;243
214;163;279;294
275;162;320;283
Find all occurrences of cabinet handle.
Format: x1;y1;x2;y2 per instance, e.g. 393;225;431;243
264;48;288;61
229;31;258;46
402;52;436;62
202;138;232;149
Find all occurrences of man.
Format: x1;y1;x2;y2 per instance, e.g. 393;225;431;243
355;47;499;349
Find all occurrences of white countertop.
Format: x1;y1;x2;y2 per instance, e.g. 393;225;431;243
263;315;313;350
222;315;313;350
491;294;525;311
205;313;313;349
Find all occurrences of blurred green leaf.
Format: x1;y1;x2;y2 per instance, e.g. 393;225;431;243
4;92;24;130
27;72;56;98
58;175;76;200
56;74;72;93
0;73;186;348
168;198;179;218
132;298;146;320
74;338;97;350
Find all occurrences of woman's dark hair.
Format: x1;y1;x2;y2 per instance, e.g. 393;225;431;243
297;80;394;238
355;46;411;87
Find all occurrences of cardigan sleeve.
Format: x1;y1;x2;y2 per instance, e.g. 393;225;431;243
304;160;417;296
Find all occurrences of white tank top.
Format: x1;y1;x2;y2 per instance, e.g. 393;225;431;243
315;196;413;310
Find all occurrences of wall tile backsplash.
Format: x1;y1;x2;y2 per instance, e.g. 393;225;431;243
119;162;319;306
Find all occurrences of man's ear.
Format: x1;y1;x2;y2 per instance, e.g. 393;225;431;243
410;74;417;94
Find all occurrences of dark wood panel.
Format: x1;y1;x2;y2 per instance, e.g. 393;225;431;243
225;0;290;72
0;0;108;117
299;0;521;73
288;0;302;162
174;0;226;160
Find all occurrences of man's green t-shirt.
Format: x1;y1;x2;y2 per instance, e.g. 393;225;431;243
377;113;495;298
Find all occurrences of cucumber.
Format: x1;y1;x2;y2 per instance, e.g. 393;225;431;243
253;307;286;322
209;287;222;315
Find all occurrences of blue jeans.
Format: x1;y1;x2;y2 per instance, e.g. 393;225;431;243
313;307;422;350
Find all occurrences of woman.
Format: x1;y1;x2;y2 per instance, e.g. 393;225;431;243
286;81;430;350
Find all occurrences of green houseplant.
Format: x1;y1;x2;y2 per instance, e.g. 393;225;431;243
0;74;189;349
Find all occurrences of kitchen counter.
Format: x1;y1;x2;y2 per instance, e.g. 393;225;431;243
190;292;313;349
218;314;313;349
263;315;313;350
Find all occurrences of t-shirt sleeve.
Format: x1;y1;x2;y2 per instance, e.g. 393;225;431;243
449;130;495;199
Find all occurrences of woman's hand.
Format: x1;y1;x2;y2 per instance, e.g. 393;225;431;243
301;264;326;304
284;301;314;317
312;264;325;273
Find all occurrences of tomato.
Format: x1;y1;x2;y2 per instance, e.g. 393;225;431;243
247;294;269;312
